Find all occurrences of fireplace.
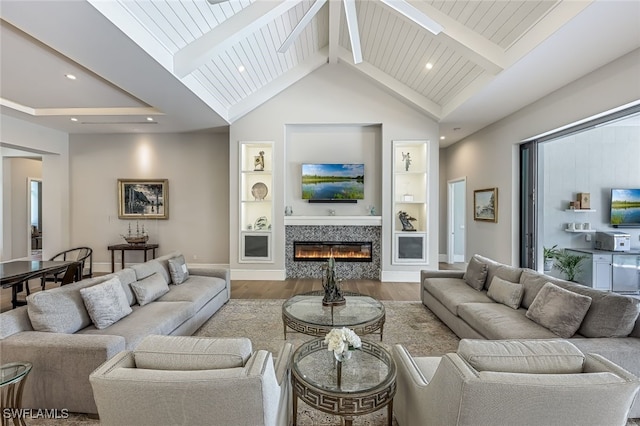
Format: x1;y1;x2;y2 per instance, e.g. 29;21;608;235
294;241;372;262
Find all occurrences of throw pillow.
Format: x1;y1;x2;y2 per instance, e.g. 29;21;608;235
80;277;132;329
130;273;170;306
463;257;488;291
134;335;253;370
487;276;524;310
458;339;585;374
526;282;592;338
26;281;93;333
168;255;190;285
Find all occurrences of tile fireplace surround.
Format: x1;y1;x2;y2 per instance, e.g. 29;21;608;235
285;216;382;280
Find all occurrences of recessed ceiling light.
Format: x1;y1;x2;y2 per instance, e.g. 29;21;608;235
425;63;433;70
70;117;78;122
65;74;77;80
237;65;245;73
440;136;445;140
146;117;154;121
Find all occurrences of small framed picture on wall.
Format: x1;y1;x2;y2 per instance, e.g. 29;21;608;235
474;188;498;223
118;179;169;219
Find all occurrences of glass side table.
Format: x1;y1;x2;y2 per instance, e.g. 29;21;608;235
1;362;32;426
291;338;396;426
282;292;385;340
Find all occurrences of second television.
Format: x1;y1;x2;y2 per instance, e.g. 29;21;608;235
302;163;364;201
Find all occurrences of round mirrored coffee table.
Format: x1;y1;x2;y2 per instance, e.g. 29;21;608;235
291;338;396;426
282;291;385;340
1;362;32;426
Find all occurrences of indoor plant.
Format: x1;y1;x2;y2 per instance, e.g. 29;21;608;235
554;250;586;281
543;245;561;271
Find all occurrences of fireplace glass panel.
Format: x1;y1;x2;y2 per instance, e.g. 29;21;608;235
294;242;372;262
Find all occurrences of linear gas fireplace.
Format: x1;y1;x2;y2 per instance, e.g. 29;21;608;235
294;241;372;262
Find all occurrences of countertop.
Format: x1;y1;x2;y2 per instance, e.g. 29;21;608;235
567;248;640;255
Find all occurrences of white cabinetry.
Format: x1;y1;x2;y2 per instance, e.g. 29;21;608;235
392;141;428;264
239;142;273;262
568;250;612;291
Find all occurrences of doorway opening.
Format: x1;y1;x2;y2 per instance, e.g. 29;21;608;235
447;178;466;264
28;178;42;257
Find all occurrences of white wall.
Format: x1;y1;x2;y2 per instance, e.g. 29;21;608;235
441;48;640;265
1;114;69;261
542;118;640;251
69;133;229;271
230;64;440;280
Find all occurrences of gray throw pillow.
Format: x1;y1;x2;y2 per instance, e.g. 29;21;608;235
80;277;132;329
168;255;190;285
526;282;592;338
130;273;170;306
463;257;488;291
487;276;524;310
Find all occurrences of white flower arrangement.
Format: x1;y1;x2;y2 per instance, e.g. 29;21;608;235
324;327;362;355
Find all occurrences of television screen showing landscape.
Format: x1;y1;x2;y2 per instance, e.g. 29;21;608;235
302;164;364;200
611;188;640;225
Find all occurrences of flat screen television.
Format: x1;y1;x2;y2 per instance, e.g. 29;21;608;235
610;188;640;227
301;163;364;201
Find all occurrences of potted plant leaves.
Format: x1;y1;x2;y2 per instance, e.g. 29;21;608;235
543;245;561;272
554;250;586;282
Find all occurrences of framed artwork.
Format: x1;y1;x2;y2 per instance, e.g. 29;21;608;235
474;188;498;222
118;179;169;219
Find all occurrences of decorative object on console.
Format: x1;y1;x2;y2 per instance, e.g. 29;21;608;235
401;152;411;171
254;216;268;230
251;182;268;200
254;151;265;171
398;211;417;231
474;187;498;222
118;179;168;219
121;221;149;245
322;254;345;306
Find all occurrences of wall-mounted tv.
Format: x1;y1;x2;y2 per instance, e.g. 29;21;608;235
610;188;640;227
302;163;364;202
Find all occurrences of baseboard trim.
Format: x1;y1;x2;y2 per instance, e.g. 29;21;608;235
231;269;286;280
380;270;422;283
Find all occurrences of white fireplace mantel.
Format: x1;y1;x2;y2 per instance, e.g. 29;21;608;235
284;215;382;226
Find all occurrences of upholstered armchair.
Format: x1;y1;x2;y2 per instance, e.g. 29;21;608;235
90;335;293;426
393;339;640;426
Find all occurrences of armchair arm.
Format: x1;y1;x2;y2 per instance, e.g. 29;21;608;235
273;342;293;386
392;344;430;387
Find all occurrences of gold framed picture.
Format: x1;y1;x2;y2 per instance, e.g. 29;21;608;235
118;179;169;219
474;188;498;222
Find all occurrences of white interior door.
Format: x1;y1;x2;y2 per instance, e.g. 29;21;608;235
447;178;466;264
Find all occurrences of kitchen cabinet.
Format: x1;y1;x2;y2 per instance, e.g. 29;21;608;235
568;250;612;291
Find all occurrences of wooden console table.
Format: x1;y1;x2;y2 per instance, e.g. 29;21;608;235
107;243;159;272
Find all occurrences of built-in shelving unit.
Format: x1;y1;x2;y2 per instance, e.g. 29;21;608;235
564;229;596;233
392;140;428;264
565;209;596;213
239;142;273;262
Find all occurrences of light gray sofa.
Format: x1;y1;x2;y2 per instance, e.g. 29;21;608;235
421;254;640;417
0;252;230;415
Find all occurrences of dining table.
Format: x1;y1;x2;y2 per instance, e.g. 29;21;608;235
1;260;76;309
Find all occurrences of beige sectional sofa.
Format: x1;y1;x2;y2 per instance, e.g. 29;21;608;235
421;254;640;417
0;252;230;415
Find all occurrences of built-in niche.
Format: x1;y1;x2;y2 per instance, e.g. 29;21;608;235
284;124;382;217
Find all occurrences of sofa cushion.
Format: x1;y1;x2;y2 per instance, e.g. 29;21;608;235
473;254;523;290
463;257;488;290
168;255;190;284
77;301;195;350
423;278;493;316
487;276;524;310
519;269;571;309
458;339;585;374
26;280;94;333
134;336;252;370
552;281;640;338
458;303;558;340
80;277;132;329
157;275;227;313
131;259;171;284
526;282;592;338
131;273;170;306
